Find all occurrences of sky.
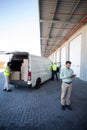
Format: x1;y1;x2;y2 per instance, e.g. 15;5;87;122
0;0;41;57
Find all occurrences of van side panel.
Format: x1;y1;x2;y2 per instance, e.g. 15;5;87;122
9;52;52;87
29;55;52;87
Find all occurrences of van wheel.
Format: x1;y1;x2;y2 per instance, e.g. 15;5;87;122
35;78;41;89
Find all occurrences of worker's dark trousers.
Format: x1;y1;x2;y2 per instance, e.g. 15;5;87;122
52;71;58;81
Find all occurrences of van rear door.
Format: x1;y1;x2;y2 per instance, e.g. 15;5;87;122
9;52;29;82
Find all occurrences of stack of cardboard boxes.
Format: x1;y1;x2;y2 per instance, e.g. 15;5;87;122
10;59;28;81
10;71;20;80
21;59;28;81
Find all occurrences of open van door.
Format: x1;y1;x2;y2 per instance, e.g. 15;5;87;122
0;51;14;72
0;51;30;87
0;51;19;62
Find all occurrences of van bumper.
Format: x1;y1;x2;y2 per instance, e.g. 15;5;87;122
28;84;32;87
10;80;32;87
27;81;32;87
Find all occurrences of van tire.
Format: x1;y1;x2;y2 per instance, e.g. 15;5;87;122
35;78;41;89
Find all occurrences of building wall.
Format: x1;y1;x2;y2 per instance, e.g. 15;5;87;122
80;24;87;81
69;35;81;77
49;23;87;81
61;46;67;68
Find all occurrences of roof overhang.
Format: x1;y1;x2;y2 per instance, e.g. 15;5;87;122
39;0;87;57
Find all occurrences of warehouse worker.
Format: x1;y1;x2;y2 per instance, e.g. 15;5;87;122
3;62;12;92
60;61;76;110
51;62;58;81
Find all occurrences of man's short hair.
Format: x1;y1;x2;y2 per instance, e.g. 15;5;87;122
66;61;71;65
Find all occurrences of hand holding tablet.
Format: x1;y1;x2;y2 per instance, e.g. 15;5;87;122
70;74;76;78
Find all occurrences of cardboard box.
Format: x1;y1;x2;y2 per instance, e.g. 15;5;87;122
21;66;28;73
21;66;28;81
23;59;28;66
10;71;20;80
21;63;28;67
21;73;24;80
21;73;28;81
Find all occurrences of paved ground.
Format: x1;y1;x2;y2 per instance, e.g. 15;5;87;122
0;73;87;130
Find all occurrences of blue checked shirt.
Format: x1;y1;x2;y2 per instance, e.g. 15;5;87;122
60;67;74;83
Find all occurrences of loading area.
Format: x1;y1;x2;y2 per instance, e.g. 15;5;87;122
0;73;87;130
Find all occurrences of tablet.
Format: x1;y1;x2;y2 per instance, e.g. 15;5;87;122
71;74;76;77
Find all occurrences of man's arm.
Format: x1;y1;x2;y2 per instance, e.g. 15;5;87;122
60;69;67;79
68;70;76;78
69;74;76;78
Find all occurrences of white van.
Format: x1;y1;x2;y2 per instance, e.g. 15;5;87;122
8;52;52;88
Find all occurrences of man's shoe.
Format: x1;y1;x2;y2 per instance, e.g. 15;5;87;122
61;105;65;110
66;105;72;110
3;89;6;91
7;89;12;92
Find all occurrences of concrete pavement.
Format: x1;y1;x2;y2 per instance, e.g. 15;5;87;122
0;73;87;130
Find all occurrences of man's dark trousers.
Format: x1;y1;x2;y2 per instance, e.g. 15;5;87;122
52;71;58;81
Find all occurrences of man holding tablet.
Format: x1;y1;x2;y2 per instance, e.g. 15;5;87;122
60;61;76;110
